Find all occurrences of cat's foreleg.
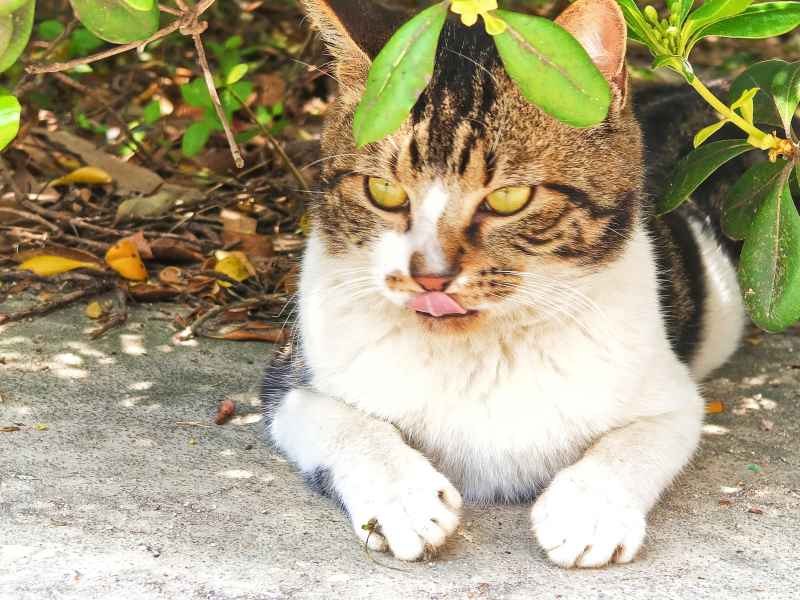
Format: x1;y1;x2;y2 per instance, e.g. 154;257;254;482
268;388;462;560
531;369;703;568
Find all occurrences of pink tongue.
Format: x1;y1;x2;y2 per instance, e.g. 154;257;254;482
407;292;468;318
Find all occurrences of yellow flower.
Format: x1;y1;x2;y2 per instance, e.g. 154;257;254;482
451;0;507;35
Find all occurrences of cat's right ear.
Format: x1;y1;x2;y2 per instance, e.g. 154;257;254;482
301;1;410;77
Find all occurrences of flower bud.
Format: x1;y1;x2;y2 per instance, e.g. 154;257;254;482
644;5;659;24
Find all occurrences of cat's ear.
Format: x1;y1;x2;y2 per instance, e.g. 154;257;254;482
301;0;411;65
556;0;628;107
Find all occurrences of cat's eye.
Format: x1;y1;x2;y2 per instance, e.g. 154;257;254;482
367;177;408;210
484;186;534;216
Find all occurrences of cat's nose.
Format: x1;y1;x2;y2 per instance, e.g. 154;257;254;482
413;275;453;292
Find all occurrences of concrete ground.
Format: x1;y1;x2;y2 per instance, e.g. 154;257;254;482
1;300;799;600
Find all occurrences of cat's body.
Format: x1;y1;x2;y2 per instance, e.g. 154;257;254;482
262;0;746;567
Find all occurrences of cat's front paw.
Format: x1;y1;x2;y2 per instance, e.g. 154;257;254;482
344;456;462;561
531;471;646;568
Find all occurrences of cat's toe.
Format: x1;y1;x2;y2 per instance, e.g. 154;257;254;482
349;471;462;561
531;473;646;569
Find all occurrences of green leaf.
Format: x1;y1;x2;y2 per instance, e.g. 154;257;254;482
739;180;800;331
698;2;800;39
142;99;161;125
68;27;104;57
69;0;159;44
123;0;154;10
686;0;753;31
226;63;248;86
37;19;65;42
730;59;800;134
493;10;611;128
182;121;212;158
0;0;34;74
616;0;656;44
352;2;447;147
722;159;789;239
0;93;21;150
0;0;29;17
180;79;213;109
678;0;696;24
659;140;754;214
693;119;728;147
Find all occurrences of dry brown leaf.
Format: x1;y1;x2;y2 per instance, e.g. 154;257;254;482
150;238;204;263
221;209;257;235
158;266;185;286
0;426;20;433
127;284;181;302
124;231;154;260
214;399;236;425
211;322;287;343
37;129;164;194
105;239;147;281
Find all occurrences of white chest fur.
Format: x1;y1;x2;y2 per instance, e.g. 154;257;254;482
298;229;684;501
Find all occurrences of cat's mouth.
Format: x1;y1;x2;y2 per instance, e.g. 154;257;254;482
407;292;474;319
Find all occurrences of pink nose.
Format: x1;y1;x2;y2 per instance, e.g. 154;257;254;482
413;275;453;292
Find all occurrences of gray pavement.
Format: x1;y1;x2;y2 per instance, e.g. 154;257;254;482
1;299;799;599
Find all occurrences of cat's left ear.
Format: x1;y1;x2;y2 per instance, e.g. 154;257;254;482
556;0;629;108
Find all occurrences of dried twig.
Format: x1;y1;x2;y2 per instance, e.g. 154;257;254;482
177;295;277;340
0;280;115;325
89;285;129;339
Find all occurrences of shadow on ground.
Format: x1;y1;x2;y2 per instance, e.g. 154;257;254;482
1;302;798;599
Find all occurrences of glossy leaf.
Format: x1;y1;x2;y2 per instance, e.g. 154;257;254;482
739;181;800;331
730;59;800;133
0;93;20;150
616;0;654;44
123;0;154;10
493;10;611;128
686;0;753;32
353;2;448;147
37;19;65;41
678;0;696;24
722;159;788;239
0;0;34;74
698;2;800;39
693;119;727;147
659;140;754;215
69;0;159;44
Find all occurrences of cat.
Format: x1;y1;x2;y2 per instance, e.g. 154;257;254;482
261;0;746;568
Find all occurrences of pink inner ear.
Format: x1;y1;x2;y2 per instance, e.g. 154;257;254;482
555;0;627;84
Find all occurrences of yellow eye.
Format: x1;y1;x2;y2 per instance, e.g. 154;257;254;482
484;186;533;216
367;177;408;210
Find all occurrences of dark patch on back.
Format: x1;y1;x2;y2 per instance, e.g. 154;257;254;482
261;336;311;431
648;213;706;363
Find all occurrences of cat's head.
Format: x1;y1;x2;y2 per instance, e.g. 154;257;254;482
302;0;645;333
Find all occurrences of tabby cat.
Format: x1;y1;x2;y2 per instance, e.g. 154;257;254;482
262;0;746;568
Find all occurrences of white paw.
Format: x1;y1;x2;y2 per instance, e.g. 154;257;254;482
342;453;462;561
531;471;647;568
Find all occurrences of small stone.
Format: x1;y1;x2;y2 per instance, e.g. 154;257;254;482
748;506;764;515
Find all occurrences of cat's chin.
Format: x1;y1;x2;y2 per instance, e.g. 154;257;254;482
413;309;484;333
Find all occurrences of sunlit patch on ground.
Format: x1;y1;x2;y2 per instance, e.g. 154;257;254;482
120;335;147;356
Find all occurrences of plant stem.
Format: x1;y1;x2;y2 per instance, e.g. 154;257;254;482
687;73;771;146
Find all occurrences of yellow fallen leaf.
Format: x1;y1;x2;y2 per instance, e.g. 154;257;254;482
34;423;49;431
19;255;102;277
85;301;104;320
705;400;725;415
52;166;113;186
214;251;255;288
105;239;147;281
